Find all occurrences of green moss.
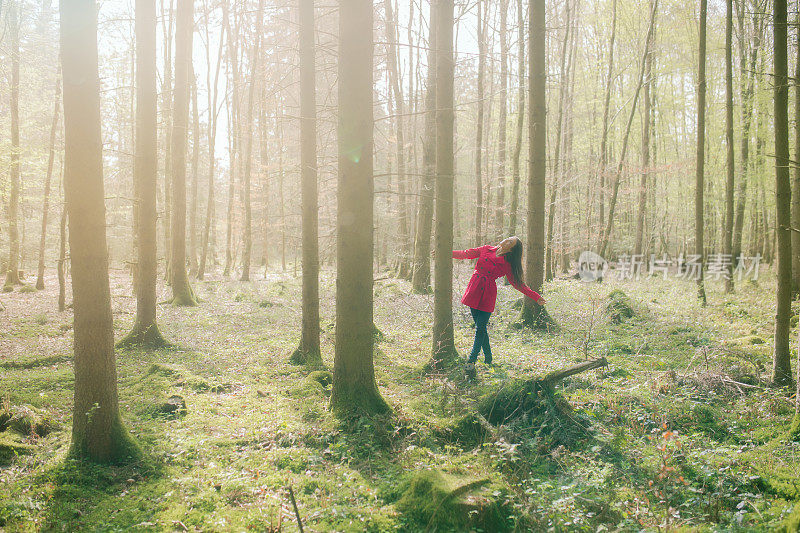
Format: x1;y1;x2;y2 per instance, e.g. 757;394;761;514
606;290;635;323
396;469;513;532
0;434;35;465
5;404;58;436
778;501;800;532
18;284;37;294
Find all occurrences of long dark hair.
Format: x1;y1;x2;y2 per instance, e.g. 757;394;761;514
504;238;524;285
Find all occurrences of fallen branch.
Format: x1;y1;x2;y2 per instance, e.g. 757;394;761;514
541;357;609;385
287;485;304;533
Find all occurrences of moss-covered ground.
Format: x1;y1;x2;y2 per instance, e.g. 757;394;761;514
0;266;798;531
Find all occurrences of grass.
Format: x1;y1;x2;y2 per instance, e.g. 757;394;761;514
0;266;798;531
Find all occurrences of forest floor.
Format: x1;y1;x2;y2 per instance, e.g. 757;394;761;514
0;263;799;532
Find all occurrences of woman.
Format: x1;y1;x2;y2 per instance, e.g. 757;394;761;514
452;236;546;366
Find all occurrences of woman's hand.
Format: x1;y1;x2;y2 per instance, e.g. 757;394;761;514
537;297;547;306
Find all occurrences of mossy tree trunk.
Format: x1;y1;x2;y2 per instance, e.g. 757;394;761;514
330;0;390;417
428;0;458;370
410;2;437;294
597;0;616;235
772;0;792;387
169;0;197;306
120;0;168;348
290;0;322;367
4;2;22;289
60;0;140;463
723;0;735;293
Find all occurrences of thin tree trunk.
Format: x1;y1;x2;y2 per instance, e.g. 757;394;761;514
772;0;792;386
410;3;437;293
496;0;508;238
429;0;458;369
170;0;197;306
546;0;571;281
198;0;226;280
223;3;239;278
598;0;657;259
330;0;390;416
4;2;22;288
60;0;139;463
120;0;168;347
290;0;321;366
696;0;708;305
161;0;175;281
384;0;411;277
634;1;653;258
36;74;62;290
474;1;486;247
240;0;265;282
58;180;67;312
792;7;800;295
507;0;524;236
188;69;200;277
723;0;736;292
597;0;617;240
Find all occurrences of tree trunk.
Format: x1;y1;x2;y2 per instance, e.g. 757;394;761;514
290;0;322;366
695;0;708;305
58;181;67;312
198;2;226;281
169;0;197;306
723;0;736;292
598;0;657;259
546;0;571;281
160;0;175;281
36;75;62;290
634;3;653;259
474;2;486;248
597;0;617;240
60;0;139;463
507;0;524;236
428;0;458;369
410;1;437;294
4;2;22;288
239;0;265;282
330;0;390;417
792;7;800;295
772;0;792;386
188;68;200;277
519;0;550;329
120;0;168;347
384;0;411;277
223;3;239;278
496;0;508;239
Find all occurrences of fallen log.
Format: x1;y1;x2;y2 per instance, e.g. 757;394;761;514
541;357;609;385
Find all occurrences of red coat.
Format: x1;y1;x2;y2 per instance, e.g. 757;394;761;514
452;245;543;313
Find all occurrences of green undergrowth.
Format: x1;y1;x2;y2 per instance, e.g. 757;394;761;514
0;271;797;530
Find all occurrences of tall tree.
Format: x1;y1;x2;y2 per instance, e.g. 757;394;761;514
60;0;140;463
772;0;792;386
4;1;22;289
197;0;226;281
597;0;617;237
496;0;509;238
474;1;486;247
169;0;197;305
428;0;458;369
519;0;549;328
239;0;266;282
792;5;800;295
695;0;708;305
723;0;736;292
290;0;322;366
598;0;657;259
120;0;169;347
330;0;390;416
36;75;62;290
634;2;653;259
410;2;437;293
507;0;524;236
188;70;200;277
384;0;411;277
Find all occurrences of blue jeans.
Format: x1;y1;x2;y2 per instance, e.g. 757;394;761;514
469;307;492;363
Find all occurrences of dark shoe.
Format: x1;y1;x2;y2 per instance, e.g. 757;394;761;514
484;357;493;365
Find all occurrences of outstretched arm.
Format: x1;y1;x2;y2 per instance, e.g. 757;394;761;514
507;273;546;305
452;246;484;260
